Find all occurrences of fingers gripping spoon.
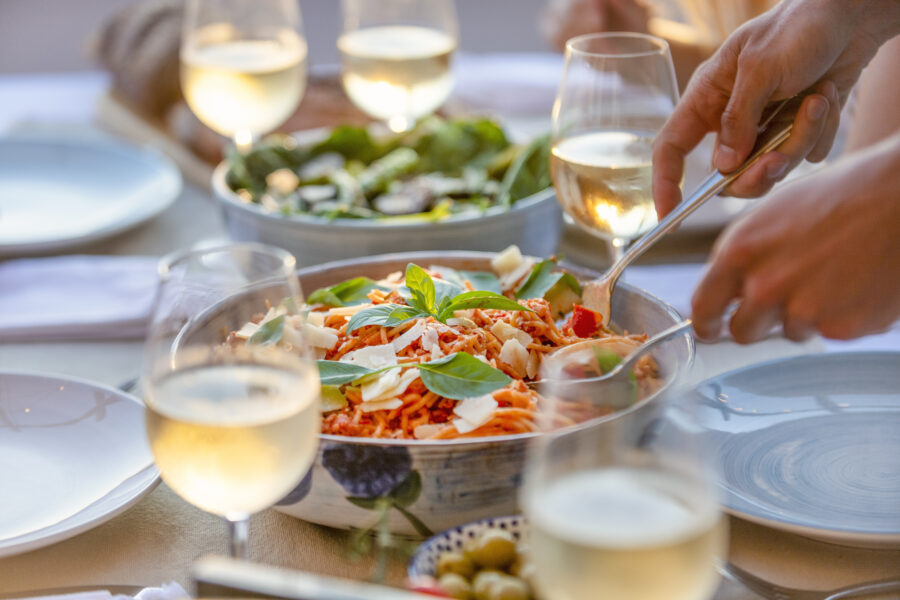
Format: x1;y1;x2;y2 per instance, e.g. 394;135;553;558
582;97;800;325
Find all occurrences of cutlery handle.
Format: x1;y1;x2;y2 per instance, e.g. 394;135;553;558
194;556;436;600
605;96;799;287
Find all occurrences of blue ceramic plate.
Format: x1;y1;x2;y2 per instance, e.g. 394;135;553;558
692;352;900;548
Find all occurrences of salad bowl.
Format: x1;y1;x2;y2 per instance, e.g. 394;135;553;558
211;119;563;267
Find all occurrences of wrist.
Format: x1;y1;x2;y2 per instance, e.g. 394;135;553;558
851;0;900;44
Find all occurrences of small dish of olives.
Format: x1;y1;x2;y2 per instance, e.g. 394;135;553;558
408;515;537;600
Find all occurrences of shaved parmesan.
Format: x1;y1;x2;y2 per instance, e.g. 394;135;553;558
233;306;285;340
499;338;529;377
421;327;444;359
453;393;498;433
527;349;541;380
447;317;478;329
414;424;445;439
340;344;397;369
305;311;325;327
492;245;523;274
361;368;419;403
391;320;426;352
358;398;404;413
490;320;533;347
328;304;373;318
499;258;535;291
297;323;339;349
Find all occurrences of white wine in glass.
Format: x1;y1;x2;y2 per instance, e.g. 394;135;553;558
522;349;725;600
552;33;678;263
339;0;458;133
143;243;321;559
181;0;307;150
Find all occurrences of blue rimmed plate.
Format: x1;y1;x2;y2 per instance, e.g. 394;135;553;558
692;352;900;548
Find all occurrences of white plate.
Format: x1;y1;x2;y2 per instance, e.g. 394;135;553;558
0;371;159;557
692;352;900;548
0;134;181;255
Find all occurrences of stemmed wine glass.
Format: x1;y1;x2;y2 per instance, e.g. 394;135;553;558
522;348;726;600
142;243;321;558
181;0;308;152
338;0;458;133
551;32;679;264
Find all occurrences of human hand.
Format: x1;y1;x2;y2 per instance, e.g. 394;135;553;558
652;0;900;217
691;134;900;343
542;0;650;51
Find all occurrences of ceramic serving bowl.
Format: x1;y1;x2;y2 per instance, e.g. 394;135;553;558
211;133;563;268
180;251;693;536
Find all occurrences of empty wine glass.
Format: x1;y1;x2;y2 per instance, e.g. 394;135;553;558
551;32;679;264
522;348;726;600
142;243;320;558
338;0;458;133
181;0;308;151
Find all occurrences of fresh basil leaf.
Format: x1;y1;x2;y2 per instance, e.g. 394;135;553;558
307;276;386;307
515;259;582;300
321;385;349;411
416;352;512;400
460;270;502;294
247;315;285;346
306;289;343;306
317;360;378;386
404;263;435;313
346;304;427;333
433;277;465;307
437;290;531;321
428;266;502;295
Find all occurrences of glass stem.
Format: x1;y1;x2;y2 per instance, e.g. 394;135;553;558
227;516;250;559
608;237;627;265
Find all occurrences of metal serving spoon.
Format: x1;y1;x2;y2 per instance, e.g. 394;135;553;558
538;319;693;385
583;97;801;325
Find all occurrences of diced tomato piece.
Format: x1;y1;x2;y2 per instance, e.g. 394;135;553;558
571;304;602;337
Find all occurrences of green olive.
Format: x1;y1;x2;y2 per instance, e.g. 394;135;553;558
472;569;504;600
466;529;517;569
438;573;473;600
437;551;476;579
486;575;530;600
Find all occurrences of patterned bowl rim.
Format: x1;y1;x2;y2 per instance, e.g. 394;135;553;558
407;514;526;581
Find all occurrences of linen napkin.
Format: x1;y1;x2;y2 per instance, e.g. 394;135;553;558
23;582;188;600
0;255;158;342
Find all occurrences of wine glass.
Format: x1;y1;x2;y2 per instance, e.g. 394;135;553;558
521;350;726;600
338;0;458;133
551;32;679;264
181;0;308;152
142;243;320;559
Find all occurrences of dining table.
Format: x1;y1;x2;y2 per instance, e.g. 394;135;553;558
0;66;898;599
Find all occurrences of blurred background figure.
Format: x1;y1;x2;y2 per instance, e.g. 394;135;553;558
542;0;777;90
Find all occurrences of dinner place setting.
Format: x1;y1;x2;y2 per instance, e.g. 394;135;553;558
1;1;899;599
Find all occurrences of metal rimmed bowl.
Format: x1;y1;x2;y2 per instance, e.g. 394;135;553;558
178;251;693;536
211;128;564;267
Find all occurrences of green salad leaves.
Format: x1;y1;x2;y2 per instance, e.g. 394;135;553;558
225;116;552;221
